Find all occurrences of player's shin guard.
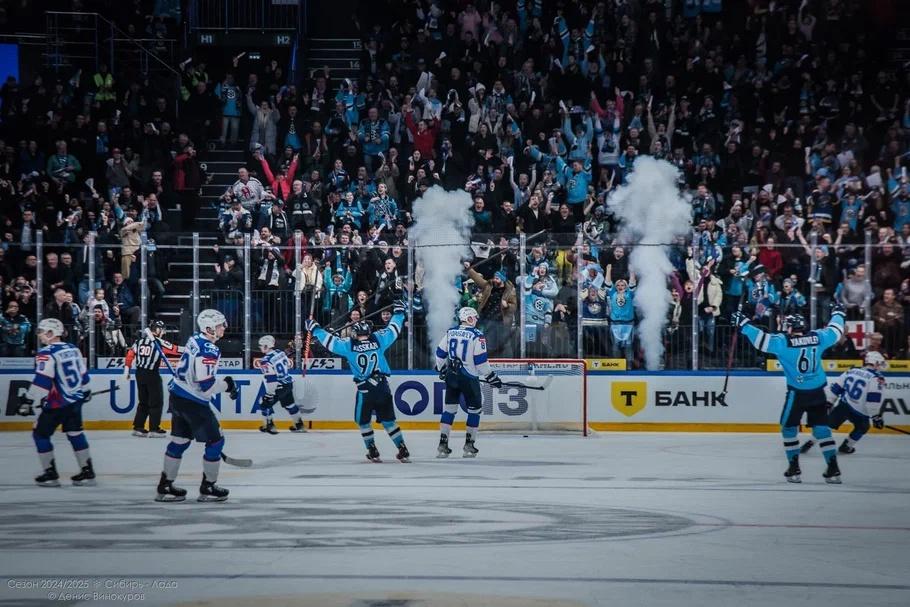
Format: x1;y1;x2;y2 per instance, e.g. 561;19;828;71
203;438;224;483
33;431;54;470
66;431;91;468
439;403;457;438
360;425;375;448
466;412;481;443
163;437;191;480
781;425;800;461
283;403;303;425
381;420;404;447
812;426;837;463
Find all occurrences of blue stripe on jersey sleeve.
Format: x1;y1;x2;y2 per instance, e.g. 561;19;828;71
866;392;882;403
264;374;278;382
831;383;844;396
473;352;488;365
436;347;448;359
199;377;215;392
33;374;53;390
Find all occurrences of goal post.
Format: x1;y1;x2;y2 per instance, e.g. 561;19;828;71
483;359;589;436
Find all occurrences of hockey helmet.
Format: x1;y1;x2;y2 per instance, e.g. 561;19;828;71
353;321;373;338
37;318;65;338
258;335;276;351
197;309;228;335
149;319;166;333
458;306;479;324
783;314;806;333
864;350;887;370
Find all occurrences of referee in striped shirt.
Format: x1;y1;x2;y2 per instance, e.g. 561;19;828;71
124;320;182;437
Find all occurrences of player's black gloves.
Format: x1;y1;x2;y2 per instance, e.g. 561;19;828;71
80;389;92;403
223;376;239;400
392;299;407;315
17;394;34;416
262;392;276;407
485;372;503;388
438;366;447;380
305;318;319;332
872;415;884;430
831;302;845;316
731;311;749;329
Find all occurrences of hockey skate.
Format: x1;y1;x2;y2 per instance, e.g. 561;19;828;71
71;459;96;486
366;443;382;463
289;420;308;433
838;440;855;454
148;428;168;438
35;461;60;487
132;429;148;437
436;435;452;459
463;438;479;458
198;475;229;502
784;456;801;483
396;443;411;463
259;420;278;435
823;456;842;484
155;472;187;502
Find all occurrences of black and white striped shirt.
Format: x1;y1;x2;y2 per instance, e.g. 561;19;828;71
125;332;181;372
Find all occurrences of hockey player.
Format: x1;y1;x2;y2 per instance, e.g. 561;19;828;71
257;335;306;434
18;318;94;487
801;351;887;456
308;301;410;462
155;309;238;502
124;320;182;437
434;307;503;459
733;308;846;483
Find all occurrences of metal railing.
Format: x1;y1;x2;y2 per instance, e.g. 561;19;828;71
191;0;300;31
6;233;896;371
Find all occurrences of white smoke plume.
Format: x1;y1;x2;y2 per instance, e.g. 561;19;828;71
410;186;475;355
607;156;692;369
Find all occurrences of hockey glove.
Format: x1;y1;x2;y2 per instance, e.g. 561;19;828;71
223;376;239;400
80;389;92;403
262;392;276;408
438;366;447;381
872;415;884;430
17;394;34;416
305;319;319;332
831;302;846;316
392;299;407;315
485;372;503;388
731;311;749;329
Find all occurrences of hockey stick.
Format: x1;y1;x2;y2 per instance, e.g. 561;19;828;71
88;386;119;398
720;290;748;399
885;424;910;436
301;287;318;378
327;301;397;335
481;377;552;391
152;338;253;468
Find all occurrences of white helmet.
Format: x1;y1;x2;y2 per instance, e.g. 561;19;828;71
864;350;887;370
37;318;65;338
197;309;227;335
258;335;276;350
458;306;479;323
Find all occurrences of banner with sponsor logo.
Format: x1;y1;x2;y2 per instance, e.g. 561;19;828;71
586;359;627;371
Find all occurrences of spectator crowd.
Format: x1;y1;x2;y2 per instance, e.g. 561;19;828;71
1;0;909;367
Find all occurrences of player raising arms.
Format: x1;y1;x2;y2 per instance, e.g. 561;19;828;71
18;318;94;487
257;335;306;434
733;307;846;483
309;301;410;463
434;307;502;459
155;309;238;502
802;351;887;456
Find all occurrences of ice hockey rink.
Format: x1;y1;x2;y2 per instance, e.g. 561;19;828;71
0;430;907;607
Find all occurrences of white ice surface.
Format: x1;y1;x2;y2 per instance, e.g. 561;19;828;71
0;429;908;607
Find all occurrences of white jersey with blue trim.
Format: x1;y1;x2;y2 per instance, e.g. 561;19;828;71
27;342;90;408
435;326;492;379
260;349;294;394
829;367;885;418
169;334;226;405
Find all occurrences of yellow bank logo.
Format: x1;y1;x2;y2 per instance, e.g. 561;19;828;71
611;381;647;417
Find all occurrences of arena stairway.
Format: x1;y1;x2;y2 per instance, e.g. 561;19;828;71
306;38;361;82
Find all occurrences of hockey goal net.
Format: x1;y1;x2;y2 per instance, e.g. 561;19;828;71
482;359;589;436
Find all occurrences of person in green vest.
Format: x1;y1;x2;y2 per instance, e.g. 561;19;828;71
93;63;116;116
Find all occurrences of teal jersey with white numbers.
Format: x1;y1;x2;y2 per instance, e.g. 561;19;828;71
741;311;845;390
313;312;404;381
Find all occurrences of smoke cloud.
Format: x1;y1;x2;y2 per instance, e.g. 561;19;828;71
410;186;475;355
607;156;692;369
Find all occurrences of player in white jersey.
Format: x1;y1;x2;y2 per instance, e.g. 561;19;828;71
434;307;502;458
801;351;887;456
155;309;238;503
17;318;94;487
257;335;306;434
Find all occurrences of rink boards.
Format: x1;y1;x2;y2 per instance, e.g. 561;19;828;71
0;369;908;432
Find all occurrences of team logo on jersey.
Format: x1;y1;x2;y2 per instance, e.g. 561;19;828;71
611;381;647;417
